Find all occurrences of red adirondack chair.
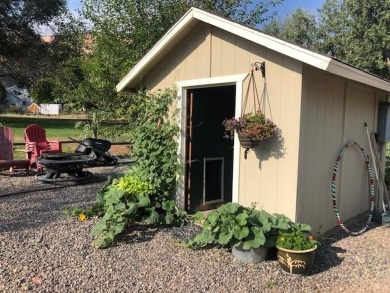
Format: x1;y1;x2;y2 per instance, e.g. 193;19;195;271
0;127;30;172
24;124;62;170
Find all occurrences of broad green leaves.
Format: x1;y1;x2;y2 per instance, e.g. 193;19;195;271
89;89;186;248
130;89;179;197
91;177;187;248
188;203;289;250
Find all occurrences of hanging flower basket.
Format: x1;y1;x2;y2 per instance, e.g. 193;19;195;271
223;111;278;145
237;133;261;149
223;111;277;159
222;64;279;159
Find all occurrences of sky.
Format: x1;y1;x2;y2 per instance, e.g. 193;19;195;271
67;0;326;20
269;0;326;19
67;0;83;11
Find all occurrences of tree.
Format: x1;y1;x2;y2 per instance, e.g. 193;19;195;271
0;0;66;85
316;0;345;58
264;0;390;80
44;0;284;138
29;12;88;104
263;9;317;48
317;0;390;78
339;0;390;78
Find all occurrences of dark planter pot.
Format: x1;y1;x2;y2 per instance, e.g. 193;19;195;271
237;134;260;149
276;245;317;276
232;244;268;263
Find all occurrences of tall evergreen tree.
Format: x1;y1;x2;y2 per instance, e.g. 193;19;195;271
265;0;390;79
316;0;345;58
263;9;317;48
340;0;390;78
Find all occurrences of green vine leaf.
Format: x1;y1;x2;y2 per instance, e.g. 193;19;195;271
143;210;159;225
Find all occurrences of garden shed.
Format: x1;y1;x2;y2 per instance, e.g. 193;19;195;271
117;7;390;234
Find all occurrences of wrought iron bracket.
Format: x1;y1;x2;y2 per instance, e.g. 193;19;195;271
251;61;266;78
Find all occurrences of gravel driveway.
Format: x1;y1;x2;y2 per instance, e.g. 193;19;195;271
1;166;390;292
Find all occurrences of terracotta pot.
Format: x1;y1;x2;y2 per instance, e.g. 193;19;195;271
276;245;317;276
237;134;260;149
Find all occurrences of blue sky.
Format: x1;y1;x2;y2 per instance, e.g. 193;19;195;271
270;0;326;18
67;0;83;11
67;0;326;19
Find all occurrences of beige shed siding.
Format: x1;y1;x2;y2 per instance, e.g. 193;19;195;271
297;66;382;234
145;23;211;90
143;22;303;219
341;85;376;220
240;48;302;221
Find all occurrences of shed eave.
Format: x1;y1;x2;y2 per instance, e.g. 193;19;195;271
326;60;390;92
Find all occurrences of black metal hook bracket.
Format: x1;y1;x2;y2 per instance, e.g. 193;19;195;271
251;61;266;78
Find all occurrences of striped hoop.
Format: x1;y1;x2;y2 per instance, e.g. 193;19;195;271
331;142;375;236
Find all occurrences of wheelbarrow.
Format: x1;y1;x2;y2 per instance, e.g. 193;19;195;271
69;137;118;167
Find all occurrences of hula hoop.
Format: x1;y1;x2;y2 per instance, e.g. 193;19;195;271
331;142;375;236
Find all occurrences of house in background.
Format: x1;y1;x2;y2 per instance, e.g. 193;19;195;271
1;76;62;115
1;75;32;112
3;85;32;112
117;8;390;234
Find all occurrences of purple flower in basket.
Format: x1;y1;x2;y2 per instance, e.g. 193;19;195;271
222;111;278;141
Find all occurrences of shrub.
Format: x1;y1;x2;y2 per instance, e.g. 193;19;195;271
188;203;290;250
91;175;187;248
89;89;184;248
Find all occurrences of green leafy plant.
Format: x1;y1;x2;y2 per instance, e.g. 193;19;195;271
90;174;187;248
188;203;290;250
276;222;318;251
222;111;278;141
89;89;185;248
62;203;103;219
129;88;180;197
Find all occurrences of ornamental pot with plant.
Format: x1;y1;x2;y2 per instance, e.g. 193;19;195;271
188;203;290;263
276;222;318;275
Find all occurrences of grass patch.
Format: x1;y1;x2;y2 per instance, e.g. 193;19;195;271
0;115;132;159
0;115;82;142
0;115;131;142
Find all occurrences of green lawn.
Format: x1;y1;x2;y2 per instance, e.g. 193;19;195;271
0;115;132;159
0;115;82;143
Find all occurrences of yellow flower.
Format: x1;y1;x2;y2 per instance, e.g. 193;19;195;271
78;213;86;222
308;235;314;241
279;236;285;242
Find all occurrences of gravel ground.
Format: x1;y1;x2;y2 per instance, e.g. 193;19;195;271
1;166;390;292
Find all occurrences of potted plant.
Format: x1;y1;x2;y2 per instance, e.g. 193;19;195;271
276;222;318;275
188;203;290;263
222;111;278;149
